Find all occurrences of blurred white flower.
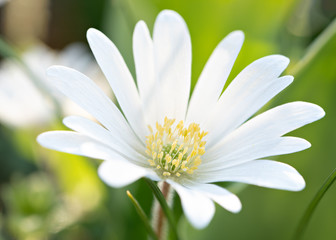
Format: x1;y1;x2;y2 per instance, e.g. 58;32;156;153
0;43;108;127
38;10;325;228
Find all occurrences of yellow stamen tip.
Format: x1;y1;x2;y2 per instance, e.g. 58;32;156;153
145;117;206;177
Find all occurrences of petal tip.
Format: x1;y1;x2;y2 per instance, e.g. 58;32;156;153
135;20;146;28
316;105;326;119
257;54;290;69
46;65;60;76
293;175;306;191
281;75;294;83
158;9;181;19
286;168;306;191
223;195;242;213
271;54;290;66
230;203;242;214
36;133;44;145
302;102;326;120
46;65;76;78
190;215;213;229
86;28;107;46
86;28;99;38
155;9;187;28
230;30;245;41
36;132;52;148
62;116;74;126
232;197;243;213
133;20;151;41
302;139;312;149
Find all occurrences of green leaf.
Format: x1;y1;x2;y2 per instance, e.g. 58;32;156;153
127;190;159;240
293;167;336;240
271;18;336;240
289;18;336;77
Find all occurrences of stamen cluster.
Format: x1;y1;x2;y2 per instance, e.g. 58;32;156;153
146;117;207;178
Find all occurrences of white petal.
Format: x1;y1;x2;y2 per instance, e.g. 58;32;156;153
168;180;215;229
188;183;242;213
198;160;305;191
87;28;147;141
37;130;150;169
208;101;324;154
98;160;157;188
37;131;120;160
202;137;310;170
153;10;191;122
63;116;147;164
186;31;244;125
205;56;292;148
133;21;157;127
46;66;144;153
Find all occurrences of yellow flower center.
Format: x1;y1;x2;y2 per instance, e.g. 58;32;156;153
145;117;207;178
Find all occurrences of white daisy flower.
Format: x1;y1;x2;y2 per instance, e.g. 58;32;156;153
0;43;108;127
37;10;325;228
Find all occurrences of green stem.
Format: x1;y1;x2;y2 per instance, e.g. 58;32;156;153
152;181;175;240
289;18;336;76
293;167;336;240
144;179;179;240
118;0;138;31
126;190;159;240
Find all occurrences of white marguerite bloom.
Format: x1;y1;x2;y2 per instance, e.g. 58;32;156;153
37;10;325;228
0;43;107;127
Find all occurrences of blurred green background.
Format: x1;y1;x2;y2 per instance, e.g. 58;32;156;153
0;0;335;239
